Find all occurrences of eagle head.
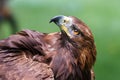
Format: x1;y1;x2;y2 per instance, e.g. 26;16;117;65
50;15;93;39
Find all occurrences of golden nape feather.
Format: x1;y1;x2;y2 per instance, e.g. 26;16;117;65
0;15;96;80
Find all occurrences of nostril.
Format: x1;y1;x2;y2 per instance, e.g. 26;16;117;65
63;20;67;23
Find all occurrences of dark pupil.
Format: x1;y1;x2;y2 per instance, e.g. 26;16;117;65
72;25;81;35
74;29;78;32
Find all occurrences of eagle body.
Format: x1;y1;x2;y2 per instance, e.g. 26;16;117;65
0;15;96;80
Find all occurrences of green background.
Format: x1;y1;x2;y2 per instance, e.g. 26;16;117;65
1;0;120;80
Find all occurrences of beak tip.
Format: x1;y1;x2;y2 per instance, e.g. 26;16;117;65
49;19;53;23
49;15;64;24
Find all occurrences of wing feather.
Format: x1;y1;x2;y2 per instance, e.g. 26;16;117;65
0;30;56;80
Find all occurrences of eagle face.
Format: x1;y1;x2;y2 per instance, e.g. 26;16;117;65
50;15;83;38
50;15;94;51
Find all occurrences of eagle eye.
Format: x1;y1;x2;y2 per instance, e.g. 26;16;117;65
74;29;78;32
73;29;80;35
72;25;80;35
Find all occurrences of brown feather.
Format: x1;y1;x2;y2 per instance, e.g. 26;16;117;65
0;16;96;80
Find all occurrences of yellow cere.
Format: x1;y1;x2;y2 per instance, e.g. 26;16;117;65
61;25;71;37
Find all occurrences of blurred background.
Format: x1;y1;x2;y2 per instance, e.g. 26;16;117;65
0;0;120;80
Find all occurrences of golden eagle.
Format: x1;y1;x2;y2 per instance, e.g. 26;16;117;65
0;15;96;80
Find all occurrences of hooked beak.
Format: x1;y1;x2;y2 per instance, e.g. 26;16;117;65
49;15;73;37
49;15;63;25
